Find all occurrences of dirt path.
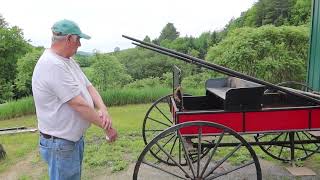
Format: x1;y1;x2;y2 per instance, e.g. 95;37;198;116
1;155;319;180
94;159;319;180
0;151;46;180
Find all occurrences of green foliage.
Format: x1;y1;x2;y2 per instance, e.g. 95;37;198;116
114;47;120;52
161;37;197;56
0;26;30;83
15;49;43;97
90;54;132;90
206;25;309;83
74;54;93;67
158;22;180;42
0;96;35;120
100;87;171;106
0;104;148;177
0;79;14;103
0;14;8;28
182;71;221;89
125;77;163;89
290;0;312;25
225;0;311;29
143;35;151;43
115;48;176;79
0;17;31;102
161;72;173;87
0;87;172;120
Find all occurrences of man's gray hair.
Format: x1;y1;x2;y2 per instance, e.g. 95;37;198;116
51;32;67;44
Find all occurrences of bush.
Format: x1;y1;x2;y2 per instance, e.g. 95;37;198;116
14;48;43;97
124;77;163;89
206;25;309;83
90;54;132;90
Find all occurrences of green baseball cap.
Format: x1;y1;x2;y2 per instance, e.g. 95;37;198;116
51;19;91;40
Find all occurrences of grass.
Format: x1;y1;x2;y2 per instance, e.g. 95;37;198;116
3;101;320;179
0;103;151;179
0;115;38;173
0;97;35;121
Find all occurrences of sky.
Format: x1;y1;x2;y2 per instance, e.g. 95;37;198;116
0;0;257;53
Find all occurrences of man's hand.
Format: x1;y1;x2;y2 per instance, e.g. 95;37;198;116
106;127;118;143
98;109;112;130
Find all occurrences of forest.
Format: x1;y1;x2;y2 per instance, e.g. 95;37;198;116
0;0;312;104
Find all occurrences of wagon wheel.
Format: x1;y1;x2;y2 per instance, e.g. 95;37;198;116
134;121;262;180
142;94;178;146
142;94;210;165
254;131;320;162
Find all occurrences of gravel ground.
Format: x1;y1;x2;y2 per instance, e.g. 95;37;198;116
96;159;319;180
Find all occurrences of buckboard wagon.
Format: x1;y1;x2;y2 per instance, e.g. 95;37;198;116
123;35;320;180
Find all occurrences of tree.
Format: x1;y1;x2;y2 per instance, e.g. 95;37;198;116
114;46;120;52
75;54;92;67
290;0;311;25
206;25;309;83
15;48;43;97
0;78;14;103
143;36;151;43
91;54;132;90
158;23;180;42
0;14;8;28
0;16;30;102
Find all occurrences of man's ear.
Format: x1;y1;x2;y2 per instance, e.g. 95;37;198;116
66;34;72;42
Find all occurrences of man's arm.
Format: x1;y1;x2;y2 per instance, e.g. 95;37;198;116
87;85;112;130
87;85;107;110
67;95;107;129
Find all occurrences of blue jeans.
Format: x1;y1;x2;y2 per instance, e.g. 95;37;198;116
39;135;84;180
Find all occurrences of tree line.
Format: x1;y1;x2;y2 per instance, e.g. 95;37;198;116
0;0;313;103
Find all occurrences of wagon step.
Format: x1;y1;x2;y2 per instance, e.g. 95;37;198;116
285;166;316;177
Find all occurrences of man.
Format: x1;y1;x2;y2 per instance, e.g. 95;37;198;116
32;19;117;180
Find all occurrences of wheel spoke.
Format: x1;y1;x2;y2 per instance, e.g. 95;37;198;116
278;133;288;159
197;127;202;178
147;117;172;127
155;142;192;178
265;133;284;151
256;133;270;140
178;132;196;178
142;161;188;180
153;133;176;156
200;132;224;178
302;131;320;148
296;132;309;157
155;105;172;124
206;160;255;180
204;143;243;178
166;136;179;163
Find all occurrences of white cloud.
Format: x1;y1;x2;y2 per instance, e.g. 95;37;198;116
0;0;256;52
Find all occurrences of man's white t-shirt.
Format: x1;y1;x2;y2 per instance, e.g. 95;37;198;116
32;49;94;142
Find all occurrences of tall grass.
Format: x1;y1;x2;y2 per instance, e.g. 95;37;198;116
0;97;35;121
0;87;203;120
100;86;171;106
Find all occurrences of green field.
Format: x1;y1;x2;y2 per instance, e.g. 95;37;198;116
1;103;320;179
0;104;150;179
